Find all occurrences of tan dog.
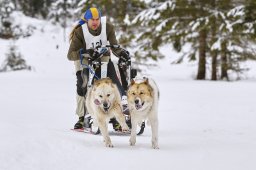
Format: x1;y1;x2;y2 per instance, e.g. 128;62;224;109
85;78;129;147
127;78;159;149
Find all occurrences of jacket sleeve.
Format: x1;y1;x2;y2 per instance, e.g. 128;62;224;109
106;22;122;57
67;26;85;61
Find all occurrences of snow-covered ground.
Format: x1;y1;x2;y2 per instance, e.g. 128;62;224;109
0;16;256;170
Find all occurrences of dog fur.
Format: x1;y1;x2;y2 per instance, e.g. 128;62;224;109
85;78;129;147
127;78;159;149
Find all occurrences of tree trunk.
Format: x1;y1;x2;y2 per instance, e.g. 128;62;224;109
211;50;218;80
221;41;229;80
211;0;218;81
63;0;67;42
196;28;207;80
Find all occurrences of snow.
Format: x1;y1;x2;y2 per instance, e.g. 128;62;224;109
132;1;174;24
227;5;244;17
123;14;131;25
211;38;222;51
1;15;256;170
155;19;168;32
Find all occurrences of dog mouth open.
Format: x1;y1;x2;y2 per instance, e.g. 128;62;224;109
135;102;144;110
94;99;110;112
103;102;110;112
103;105;110;112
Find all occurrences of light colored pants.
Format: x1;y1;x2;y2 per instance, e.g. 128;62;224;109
74;56;110;117
74;60;85;117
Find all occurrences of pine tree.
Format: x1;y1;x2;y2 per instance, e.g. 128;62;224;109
214;1;256;80
49;0;76;41
0;43;31;72
132;0;256;80
0;0;15;39
130;1;174;61
17;0;54;18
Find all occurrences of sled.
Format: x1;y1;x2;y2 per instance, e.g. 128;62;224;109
78;45;145;135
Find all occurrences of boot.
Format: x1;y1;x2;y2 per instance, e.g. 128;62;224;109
74;116;84;129
84;116;92;129
121;95;129;115
110;118;122;132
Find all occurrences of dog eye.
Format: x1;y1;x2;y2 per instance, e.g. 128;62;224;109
107;94;110;97
140;92;144;95
99;95;103;98
132;92;136;95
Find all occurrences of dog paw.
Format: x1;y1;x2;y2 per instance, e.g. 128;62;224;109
105;142;114;148
152;145;159;149
104;138;114;148
122;125;130;133
152;142;159;149
129;137;136;146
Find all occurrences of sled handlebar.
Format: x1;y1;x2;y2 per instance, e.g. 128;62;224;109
79;45;130;66
101;44;121;49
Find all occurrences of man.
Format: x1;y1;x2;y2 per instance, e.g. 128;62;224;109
67;7;129;130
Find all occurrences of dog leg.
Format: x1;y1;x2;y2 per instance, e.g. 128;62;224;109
113;108;129;132
129;115;138;146
98;117;113;148
149;115;159;149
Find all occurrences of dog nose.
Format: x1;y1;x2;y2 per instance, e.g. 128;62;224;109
103;102;108;108
135;99;139;104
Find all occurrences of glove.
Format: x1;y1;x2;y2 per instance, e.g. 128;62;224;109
84;49;99;60
119;50;130;62
84;49;94;56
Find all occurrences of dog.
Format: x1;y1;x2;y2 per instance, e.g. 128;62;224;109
85;78;129;147
127;77;159;149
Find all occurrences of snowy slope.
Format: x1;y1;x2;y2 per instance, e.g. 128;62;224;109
0;16;256;170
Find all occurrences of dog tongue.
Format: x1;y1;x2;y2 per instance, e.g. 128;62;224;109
94;99;101;105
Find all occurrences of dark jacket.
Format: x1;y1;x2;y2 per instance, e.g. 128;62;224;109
67;21;122;61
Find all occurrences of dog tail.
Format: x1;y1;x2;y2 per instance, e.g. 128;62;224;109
148;78;159;100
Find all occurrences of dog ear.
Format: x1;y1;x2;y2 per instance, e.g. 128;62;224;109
110;82;115;88
106;78;112;84
144;78;149;84
92;86;97;92
94;79;100;86
130;79;135;85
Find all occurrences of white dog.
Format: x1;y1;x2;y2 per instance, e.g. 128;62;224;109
127;77;159;149
86;78;129;147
